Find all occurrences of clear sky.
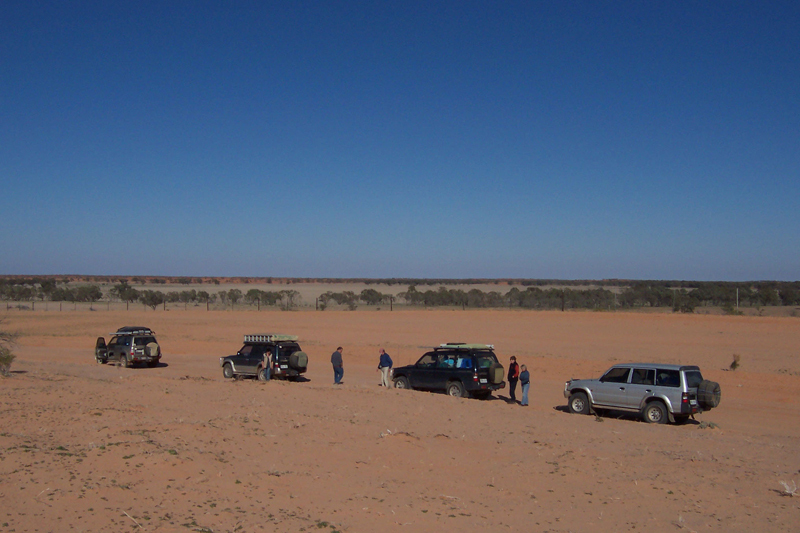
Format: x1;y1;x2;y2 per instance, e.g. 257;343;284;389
1;1;798;281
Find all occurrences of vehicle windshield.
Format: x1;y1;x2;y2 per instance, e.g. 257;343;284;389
684;370;704;388
134;336;157;346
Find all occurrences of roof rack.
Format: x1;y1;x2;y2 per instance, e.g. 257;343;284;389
111;327;155;336
438;342;494;350
243;334;299;343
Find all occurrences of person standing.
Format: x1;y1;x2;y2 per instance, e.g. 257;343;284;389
331;346;344;385
508;356;520;403
520;364;530;406
261;349;272;381
377;348;393;387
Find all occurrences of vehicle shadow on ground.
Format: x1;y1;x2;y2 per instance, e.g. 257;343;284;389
553;405;703;425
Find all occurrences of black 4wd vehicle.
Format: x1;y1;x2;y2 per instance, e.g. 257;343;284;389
220;334;308;381
392;343;505;399
95;327;162;368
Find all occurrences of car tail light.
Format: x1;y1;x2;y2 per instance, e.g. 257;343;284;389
473;372;479;382
681;392;689;404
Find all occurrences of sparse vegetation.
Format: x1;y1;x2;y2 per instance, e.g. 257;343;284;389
730;354;741;371
0;320;18;376
779;480;797;497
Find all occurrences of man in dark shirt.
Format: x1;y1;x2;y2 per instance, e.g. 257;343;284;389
520;364;530;406
331;346;344;385
508;356;520;403
377;348;393;387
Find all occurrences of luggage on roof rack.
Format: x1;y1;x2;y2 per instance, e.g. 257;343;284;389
243;334;299;343
438;342;494;350
112;327;155;336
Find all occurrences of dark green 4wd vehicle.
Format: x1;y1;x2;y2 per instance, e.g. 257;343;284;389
391;343;505;399
220;334;308;381
95;327;162;368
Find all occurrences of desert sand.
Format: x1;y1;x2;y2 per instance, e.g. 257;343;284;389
1;309;799;532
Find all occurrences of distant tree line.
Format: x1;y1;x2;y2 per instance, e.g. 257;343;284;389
1;278;799;312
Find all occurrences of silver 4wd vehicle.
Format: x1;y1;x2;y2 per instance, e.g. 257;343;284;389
95;327;162;368
564;363;721;424
220;334;308;381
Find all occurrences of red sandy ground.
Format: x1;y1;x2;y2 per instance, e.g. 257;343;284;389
1;309;799;532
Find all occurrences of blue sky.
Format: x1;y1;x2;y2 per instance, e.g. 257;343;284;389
1;1;798;280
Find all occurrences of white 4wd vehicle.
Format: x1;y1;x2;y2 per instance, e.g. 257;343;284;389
564;363;721;424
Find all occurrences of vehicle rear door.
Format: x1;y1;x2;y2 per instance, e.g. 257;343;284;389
429;352;459;391
591;367;631;407
242;344;266;374
106;336;119;361
625;368;656;408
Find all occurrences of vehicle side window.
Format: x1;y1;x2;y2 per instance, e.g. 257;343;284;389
600;367;630;383
108;336;119;347
239;345;252;356
436;354;457;369
631;368;655;385
684;370;703;388
250;345;266;358
416;353;436;368
120;337;131;347
656;369;681;387
456;357;472;369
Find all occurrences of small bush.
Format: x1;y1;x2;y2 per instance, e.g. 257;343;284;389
730;354;741;371
0;322;18;377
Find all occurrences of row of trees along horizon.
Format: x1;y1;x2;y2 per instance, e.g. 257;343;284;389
1;278;799;312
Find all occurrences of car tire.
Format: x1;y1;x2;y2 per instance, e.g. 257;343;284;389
223;364;234;379
257;366;267;381
394;376;409;389
96;355;106;364
447;381;465;398
643;401;667;424
697;380;721;409
120;354;129;368
568;392;590;414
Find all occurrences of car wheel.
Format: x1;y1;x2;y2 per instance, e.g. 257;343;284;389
120;354;129;368
447;381;465;398
568;392;590;415
222;364;234;379
394;376;409;389
257;366;267;381
643;402;667;424
96;355;106;364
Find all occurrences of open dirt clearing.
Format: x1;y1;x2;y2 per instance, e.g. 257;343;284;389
1;309;799;532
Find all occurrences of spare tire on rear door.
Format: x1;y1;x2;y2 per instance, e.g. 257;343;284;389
289;351;308;370
145;342;160;358
488;363;505;384
697;380;721;409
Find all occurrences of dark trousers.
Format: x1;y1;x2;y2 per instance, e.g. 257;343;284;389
509;377;519;401
333;365;344;384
